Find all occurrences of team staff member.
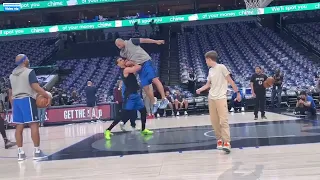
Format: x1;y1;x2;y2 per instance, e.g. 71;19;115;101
85;81;98;119
9;54;51;161
250;66;268;120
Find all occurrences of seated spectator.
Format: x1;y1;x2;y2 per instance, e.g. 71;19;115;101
230;90;245;112
174;90;188;116
295;91;316;116
68;90;80;105
164;91;174;117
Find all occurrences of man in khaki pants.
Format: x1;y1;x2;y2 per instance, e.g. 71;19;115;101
196;51;240;153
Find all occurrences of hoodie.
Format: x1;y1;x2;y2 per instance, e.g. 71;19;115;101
9;66;38;99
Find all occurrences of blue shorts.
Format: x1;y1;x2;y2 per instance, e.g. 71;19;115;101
138;60;157;87
123;93;145;110
13;97;39;124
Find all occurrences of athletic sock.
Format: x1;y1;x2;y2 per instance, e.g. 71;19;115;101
18;147;25;154
34;147;40;153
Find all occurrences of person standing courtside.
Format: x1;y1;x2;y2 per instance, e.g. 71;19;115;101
9;54;51;161
271;69;283;108
196;51;240;153
85;81;98;120
250;66;268;120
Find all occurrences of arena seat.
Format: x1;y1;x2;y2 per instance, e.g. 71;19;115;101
0;37;58;77
178;21;319;90
287;22;320;53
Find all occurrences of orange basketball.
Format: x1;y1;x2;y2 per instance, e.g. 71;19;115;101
36;91;52;108
263;77;275;88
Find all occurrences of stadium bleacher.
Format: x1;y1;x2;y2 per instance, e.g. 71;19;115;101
178;21;319;91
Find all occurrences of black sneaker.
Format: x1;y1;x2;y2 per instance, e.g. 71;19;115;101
5;140;16;149
254;116;258;120
261;116;267;120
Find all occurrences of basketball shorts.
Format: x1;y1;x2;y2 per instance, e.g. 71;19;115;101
138;60;157;87
123;93;145;111
12;97;39;124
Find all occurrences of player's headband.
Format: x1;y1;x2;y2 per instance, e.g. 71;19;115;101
16;55;28;65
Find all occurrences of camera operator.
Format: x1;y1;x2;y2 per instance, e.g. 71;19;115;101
295;91;316;116
271;69;284;108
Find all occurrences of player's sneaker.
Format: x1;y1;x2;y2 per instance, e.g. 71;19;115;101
5;140;16;149
159;99;169;109
141;129;154;135
18;152;26;161
230;107;234;112
119;122;126;132
241;107;245;112
33;150;47;160
261;116;267;120
217;139;223;150
254;116;258;120
222;142;231;154
176;111;180;116
184;111;188;115
104;130;113;140
152;103;160;114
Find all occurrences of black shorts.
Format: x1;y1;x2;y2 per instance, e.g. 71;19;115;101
87;101;96;107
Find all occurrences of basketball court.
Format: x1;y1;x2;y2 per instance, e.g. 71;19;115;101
1;112;320;179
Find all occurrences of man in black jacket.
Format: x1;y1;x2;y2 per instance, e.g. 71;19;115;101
250;66;268;120
271;69;283;108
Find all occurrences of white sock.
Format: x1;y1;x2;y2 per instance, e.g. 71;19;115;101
34;147;40;153
18;147;24;154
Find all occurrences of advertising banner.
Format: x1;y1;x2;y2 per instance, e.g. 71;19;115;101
0;104;111;124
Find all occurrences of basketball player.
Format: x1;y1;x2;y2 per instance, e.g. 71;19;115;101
114;81;137;131
196;51;240;153
9;54;51;161
115;38;168;112
104;58;153;140
250;66;268;120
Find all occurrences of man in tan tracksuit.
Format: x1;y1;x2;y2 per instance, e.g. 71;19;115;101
196;51;240;154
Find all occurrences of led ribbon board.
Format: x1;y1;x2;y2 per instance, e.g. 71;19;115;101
0;2;319;37
0;0;130;12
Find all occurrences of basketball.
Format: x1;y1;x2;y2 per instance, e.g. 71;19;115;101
263;77;275;88
36;91;52;108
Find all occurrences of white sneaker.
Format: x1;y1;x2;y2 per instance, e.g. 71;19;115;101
18;152;26;161
241;107;245;112
217;140;223;150
184;111;188;115
157;113;160;118
119;122;126;132
230;108;234;112
176;111;180;116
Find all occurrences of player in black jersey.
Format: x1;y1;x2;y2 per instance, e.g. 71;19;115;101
104;58;154;140
250;66;268;120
